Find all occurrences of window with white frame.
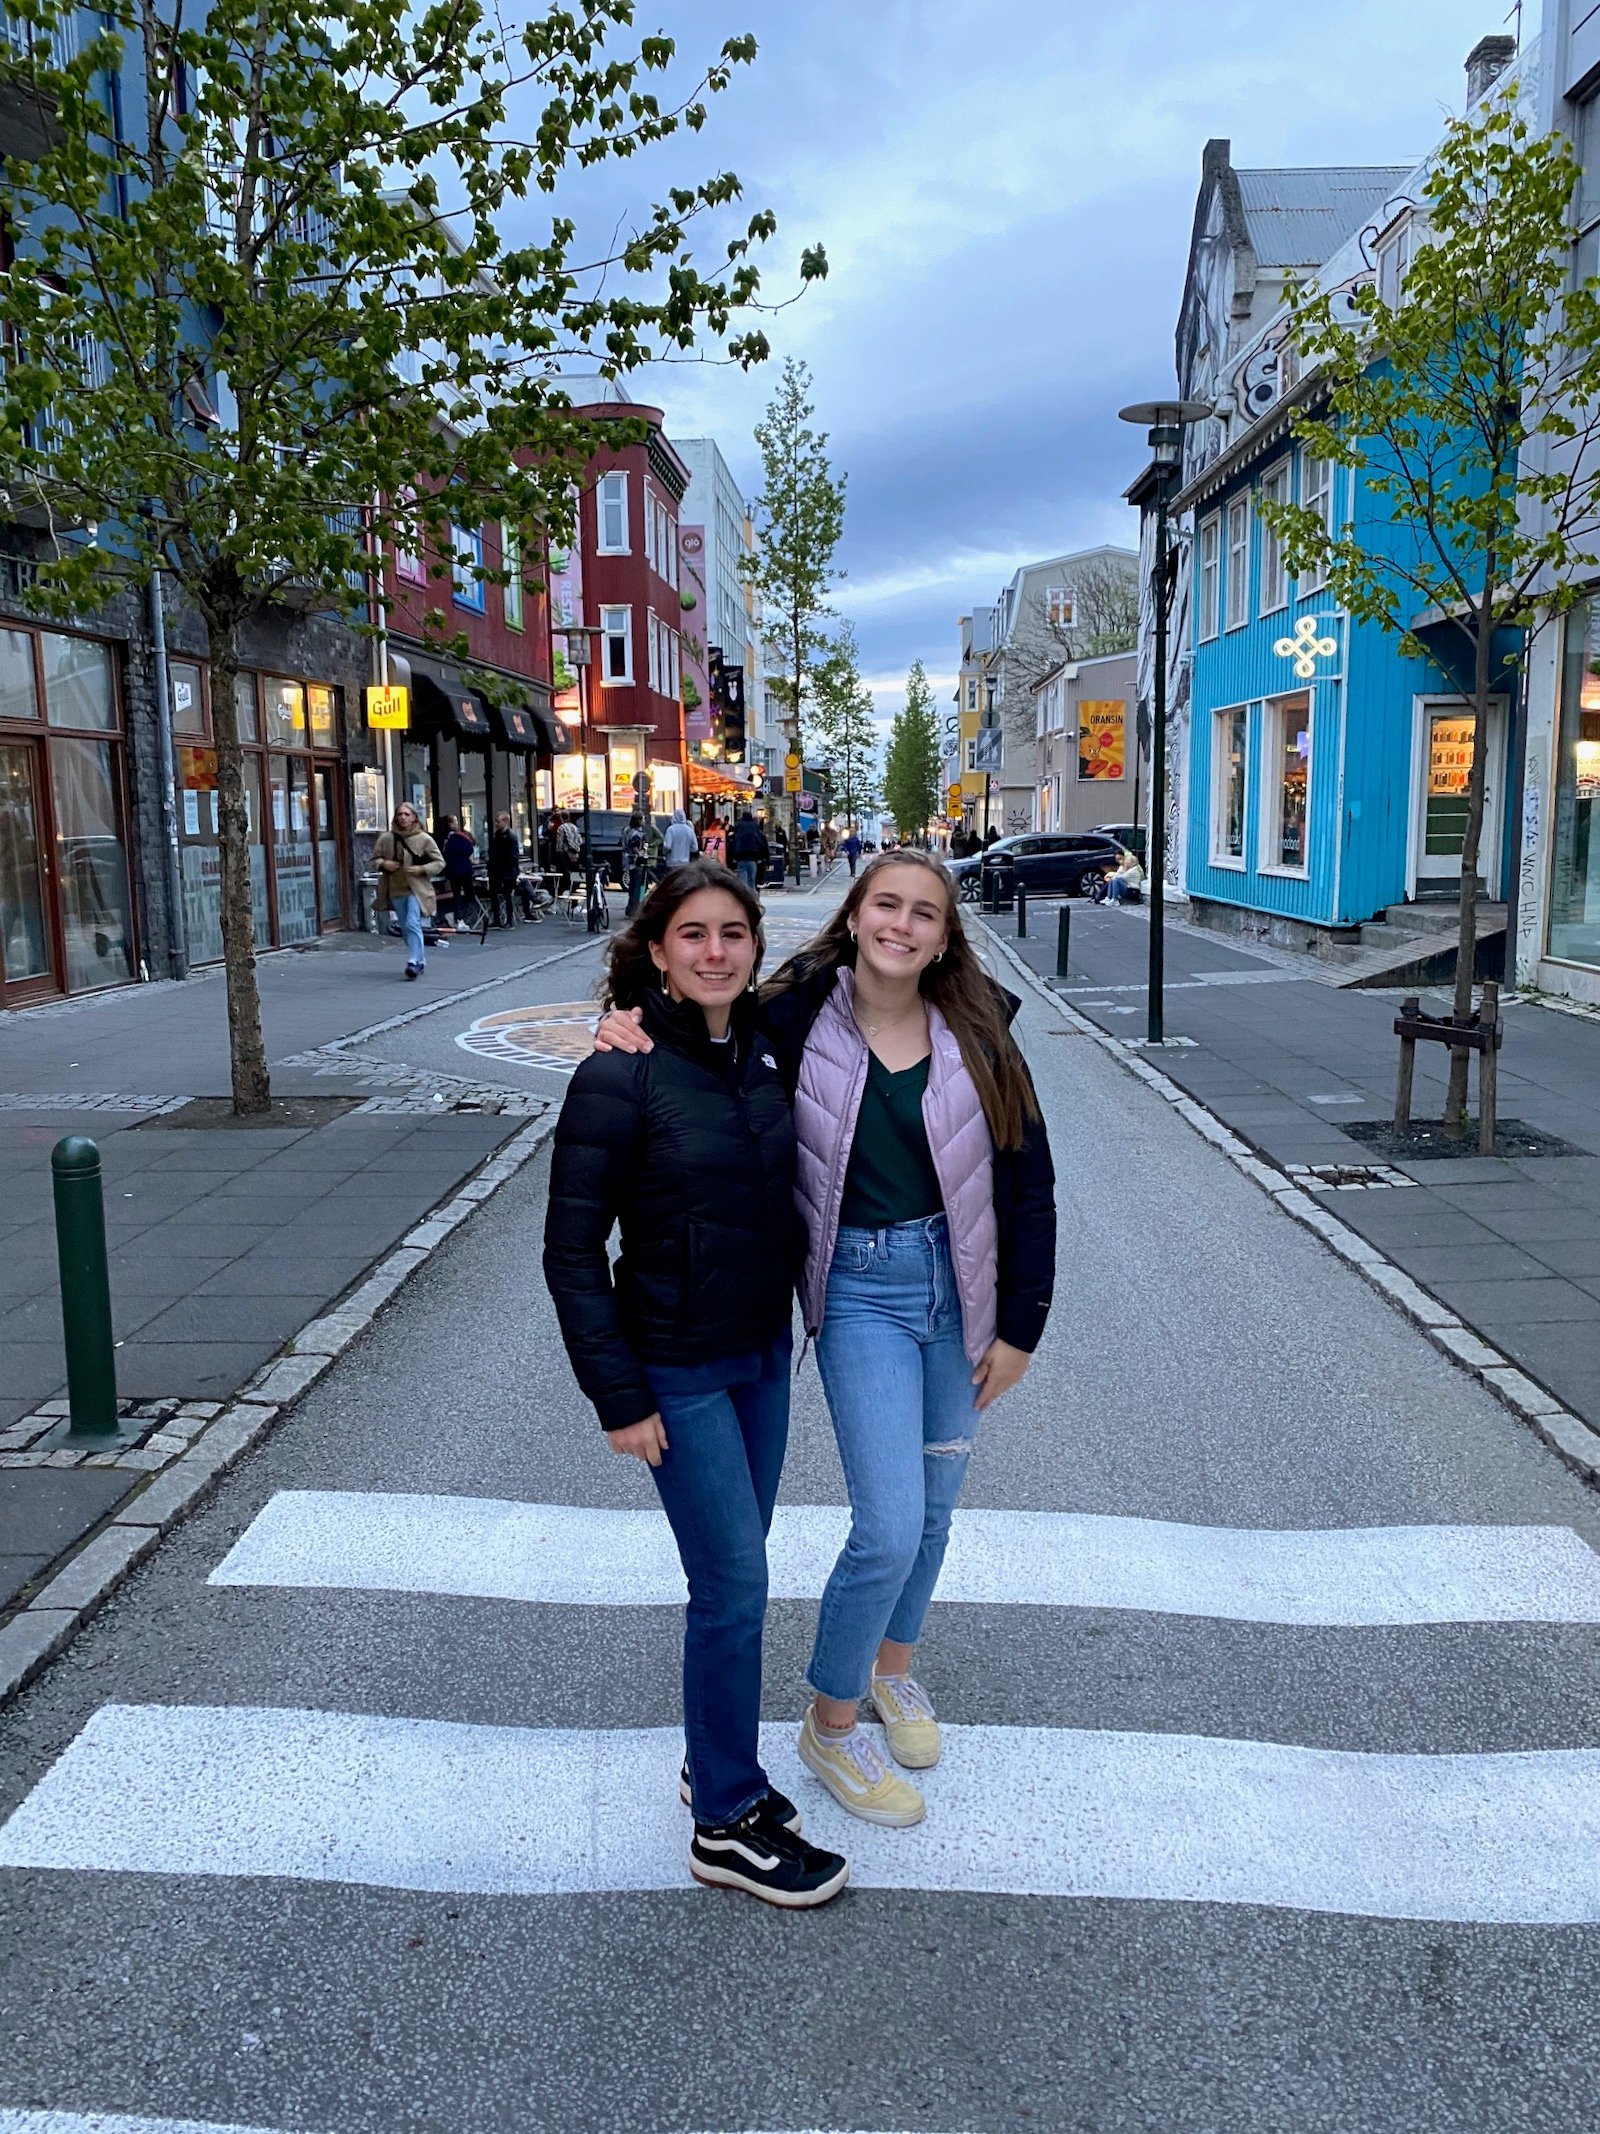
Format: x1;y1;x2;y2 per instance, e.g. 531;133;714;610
1376;212;1426;309
1261;692;1313;871
502;524;523;630
1045;587;1074;629
666;627;680;700
450;524;484;612
1300;454;1335;590
1258;463;1290;614
647;610;660;693
600;604;632;683
1198;514;1221;640
966;677;978;710
1225;495;1251;629
1212;705;1248;864
598;473;629;554
1576;93;1600;284
394;489;423;583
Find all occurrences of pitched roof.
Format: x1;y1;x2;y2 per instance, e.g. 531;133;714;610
1234;166;1415;268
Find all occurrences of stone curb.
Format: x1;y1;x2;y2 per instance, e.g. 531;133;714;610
0;1109;560;1709
983;919;1600;1493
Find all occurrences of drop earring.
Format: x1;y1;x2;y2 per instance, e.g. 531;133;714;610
660;967;670;993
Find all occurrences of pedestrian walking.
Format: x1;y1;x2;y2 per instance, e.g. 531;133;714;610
623;811;649;915
821;822;839;870
840;827;862;879
728;808;770;893
488;812;522;928
543;861;848;1910
593;849;1057;1828
661;808;699;870
439;816;476;931
771;823;790;886
554;811;583;899
372;803;444;980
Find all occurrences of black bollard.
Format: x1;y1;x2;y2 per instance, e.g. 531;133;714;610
1016;881;1028;938
1056;903;1071;979
52;1135;118;1438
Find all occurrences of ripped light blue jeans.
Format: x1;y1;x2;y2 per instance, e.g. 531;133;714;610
807;1214;980;1702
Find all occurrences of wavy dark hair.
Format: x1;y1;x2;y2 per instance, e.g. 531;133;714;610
602;859;765;1011
762;849;1038;1149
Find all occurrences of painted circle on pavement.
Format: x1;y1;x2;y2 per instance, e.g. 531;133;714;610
456;1001;599;1073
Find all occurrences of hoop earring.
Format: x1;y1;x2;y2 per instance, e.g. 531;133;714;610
932;950;944;963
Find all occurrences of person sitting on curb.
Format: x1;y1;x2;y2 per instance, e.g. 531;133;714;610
1105;850;1145;905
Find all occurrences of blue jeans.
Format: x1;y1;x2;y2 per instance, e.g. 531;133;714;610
808;1215;979;1702
736;859;758;890
390;893;426;968
644;1335;792;1825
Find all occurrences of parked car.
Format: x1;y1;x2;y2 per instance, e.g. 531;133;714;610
568;809;671;887
1094;821;1147;862
946;830;1128;904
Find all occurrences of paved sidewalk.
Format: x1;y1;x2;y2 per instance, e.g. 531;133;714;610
997;898;1600;1431
0;922;602;1621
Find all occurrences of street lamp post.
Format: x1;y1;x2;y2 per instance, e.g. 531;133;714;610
1118;398;1212;1044
559;624;604;932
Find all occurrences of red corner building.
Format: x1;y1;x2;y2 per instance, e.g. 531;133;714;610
566;401;689;821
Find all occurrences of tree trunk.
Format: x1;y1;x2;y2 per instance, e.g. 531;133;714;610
207;630;272;1115
1444;606;1496;1136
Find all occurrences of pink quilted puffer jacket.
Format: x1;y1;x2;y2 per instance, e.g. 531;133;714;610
794;968;997;1364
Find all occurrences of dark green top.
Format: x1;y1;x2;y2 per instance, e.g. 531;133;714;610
838;1052;945;1230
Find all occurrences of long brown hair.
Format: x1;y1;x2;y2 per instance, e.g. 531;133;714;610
602;859;766;1011
763;849;1038;1149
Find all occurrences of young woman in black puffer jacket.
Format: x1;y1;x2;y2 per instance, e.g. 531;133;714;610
542;859;848;1912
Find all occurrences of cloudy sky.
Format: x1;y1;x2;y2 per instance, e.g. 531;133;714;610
538;0;1512;727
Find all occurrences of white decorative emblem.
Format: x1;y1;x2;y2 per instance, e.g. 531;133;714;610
1274;616;1338;679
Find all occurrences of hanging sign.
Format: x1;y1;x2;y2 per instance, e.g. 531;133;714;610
365;684;410;731
1077;701;1127;783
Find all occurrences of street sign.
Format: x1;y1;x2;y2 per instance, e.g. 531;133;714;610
784;750;802;794
947;782;963;810
972;727;1003;773
365;684;409;731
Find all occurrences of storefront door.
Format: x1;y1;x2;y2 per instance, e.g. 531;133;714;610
0;737;56;1000
1411;700;1503;897
312;764;345;927
268;753;319;945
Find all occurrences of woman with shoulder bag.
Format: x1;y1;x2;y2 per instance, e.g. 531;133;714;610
372;803;444;980
543;860;849;1910
594;850;1057;1829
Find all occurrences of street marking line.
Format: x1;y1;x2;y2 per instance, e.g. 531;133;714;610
0;2115;303;2134
208;1492;1600;1628
6;1704;1600;1923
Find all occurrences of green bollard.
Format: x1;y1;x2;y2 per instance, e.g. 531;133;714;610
52;1135;118;1438
1056;904;1071;979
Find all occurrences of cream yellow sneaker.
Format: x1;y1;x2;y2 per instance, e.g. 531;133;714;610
798;1705;925;1827
869;1672;942;1769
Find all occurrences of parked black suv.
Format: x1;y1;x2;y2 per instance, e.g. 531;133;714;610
946;830;1128;904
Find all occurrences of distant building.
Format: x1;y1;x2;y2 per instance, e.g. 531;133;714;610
566;401;690;822
976;549;1139;833
1034;651;1140;838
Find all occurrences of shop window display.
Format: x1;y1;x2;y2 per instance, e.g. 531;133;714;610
1550;595;1600;968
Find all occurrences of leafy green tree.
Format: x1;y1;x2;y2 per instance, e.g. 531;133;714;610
745;355;846;877
809;623;879;829
1260;92;1600;1133
0;0;822;1108
882;658;941;844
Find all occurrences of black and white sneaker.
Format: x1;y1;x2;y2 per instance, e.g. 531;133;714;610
689;1801;849;1909
679;1758;801;1833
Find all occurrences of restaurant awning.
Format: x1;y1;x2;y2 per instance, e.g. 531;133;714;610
486;699;570;754
689;761;759;799
409;657;492;740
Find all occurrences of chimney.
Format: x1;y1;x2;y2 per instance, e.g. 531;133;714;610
1465;33;1516;104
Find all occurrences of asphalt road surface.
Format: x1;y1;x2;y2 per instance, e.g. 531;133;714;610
4;902;1600;2134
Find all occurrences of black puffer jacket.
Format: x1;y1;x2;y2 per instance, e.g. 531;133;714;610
759;963;1056;1355
543;987;804;1431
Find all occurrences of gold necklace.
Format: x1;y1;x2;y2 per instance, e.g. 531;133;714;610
856;998;923;1040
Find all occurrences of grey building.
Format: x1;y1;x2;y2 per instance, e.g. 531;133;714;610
977;548;1139;834
1033;650;1142;840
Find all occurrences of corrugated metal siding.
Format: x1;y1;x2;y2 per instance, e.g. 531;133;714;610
1235;167;1413;267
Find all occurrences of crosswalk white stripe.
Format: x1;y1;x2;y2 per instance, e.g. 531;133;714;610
4;1702;1600;1924
206;1490;1600;1627
0;2115;301;2134
0;2118;919;2134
